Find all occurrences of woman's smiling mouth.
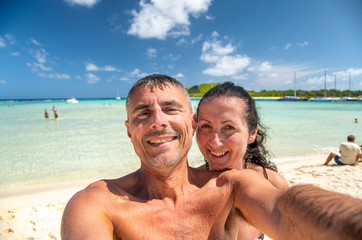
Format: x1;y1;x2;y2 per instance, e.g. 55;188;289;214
210;150;227;157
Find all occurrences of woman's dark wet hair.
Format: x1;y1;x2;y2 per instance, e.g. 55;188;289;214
196;82;277;172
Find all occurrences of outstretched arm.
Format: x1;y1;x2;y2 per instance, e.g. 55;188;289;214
232;170;362;240
277;184;362;240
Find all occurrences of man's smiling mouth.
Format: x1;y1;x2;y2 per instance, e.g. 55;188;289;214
148;136;177;144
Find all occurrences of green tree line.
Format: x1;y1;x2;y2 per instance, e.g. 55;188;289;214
186;84;362;98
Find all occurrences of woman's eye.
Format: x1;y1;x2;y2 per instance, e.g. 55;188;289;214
200;124;210;129
224;125;235;130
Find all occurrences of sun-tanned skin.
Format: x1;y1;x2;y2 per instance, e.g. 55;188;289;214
196;96;289;239
61;75;362;240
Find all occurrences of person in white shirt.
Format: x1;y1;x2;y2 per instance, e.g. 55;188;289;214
323;135;362;165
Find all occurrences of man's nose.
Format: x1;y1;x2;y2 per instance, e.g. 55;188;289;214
151;109;167;130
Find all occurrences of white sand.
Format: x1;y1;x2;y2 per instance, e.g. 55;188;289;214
1;157;361;240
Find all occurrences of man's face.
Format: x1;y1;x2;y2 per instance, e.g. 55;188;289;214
125;85;196;169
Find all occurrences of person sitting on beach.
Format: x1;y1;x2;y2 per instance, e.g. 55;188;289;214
323;135;362;165
61;74;362;240
196;82;289;239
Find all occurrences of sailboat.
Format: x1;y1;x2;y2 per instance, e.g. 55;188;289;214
115;89;121;100
310;71;340;102
342;72;360;101
278;72;309;101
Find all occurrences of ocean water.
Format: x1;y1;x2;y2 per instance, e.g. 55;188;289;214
0;99;361;188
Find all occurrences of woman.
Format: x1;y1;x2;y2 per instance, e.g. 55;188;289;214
196;82;288;240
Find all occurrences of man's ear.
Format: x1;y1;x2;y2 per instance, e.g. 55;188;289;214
248;124;259;144
125;120;131;138
192;112;197;135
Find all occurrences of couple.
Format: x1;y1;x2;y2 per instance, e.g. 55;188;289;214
61;74;362;240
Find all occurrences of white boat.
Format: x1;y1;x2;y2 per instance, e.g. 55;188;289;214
66;97;78;103
116;89;121;100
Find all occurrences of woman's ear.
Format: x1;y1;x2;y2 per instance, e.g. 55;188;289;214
248;124;259;144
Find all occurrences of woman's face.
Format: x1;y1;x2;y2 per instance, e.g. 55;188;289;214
196;97;257;170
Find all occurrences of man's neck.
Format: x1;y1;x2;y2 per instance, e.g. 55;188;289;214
136;160;195;201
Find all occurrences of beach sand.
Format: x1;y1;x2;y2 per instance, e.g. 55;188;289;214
1;157;361;240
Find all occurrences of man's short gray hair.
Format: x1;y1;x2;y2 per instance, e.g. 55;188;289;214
126;74;192;114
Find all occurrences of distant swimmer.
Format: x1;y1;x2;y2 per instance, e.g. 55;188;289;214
355;118;358;123
52;106;59;119
45;109;49;119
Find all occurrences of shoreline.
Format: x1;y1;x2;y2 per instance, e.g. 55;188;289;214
0;155;361;240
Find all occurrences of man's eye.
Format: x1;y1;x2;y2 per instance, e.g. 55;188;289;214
165;107;179;114
139;111;150;117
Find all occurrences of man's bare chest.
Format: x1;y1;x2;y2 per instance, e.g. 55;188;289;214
110;195;238;239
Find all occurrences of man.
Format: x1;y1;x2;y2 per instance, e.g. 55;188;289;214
324;135;362;165
61;74;362;240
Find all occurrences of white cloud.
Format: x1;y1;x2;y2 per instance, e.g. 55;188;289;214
64;0;100;8
104;65;119;71
176;34;203;45
205;15;214;20
38;73;71;79
201;32;249;77
200;41;234;63
86;63;99;71
284;42;292;50
86;73;101;84
203;55;250;76
0;34;16;48
306;68;362;89
174;73;184;79
147;48;157;58
30;38;42;46
85;63;121;72
11;52;20;56
0;80;6;84
259;61;272;71
27;62;53;72
128;0;212;39
33;48;48;63
296;41;309;47
5;34;16;45
163;53;181;61
0;37;6;48
191;34;203;44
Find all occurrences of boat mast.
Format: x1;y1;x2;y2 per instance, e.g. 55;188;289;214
349;72;351;96
324;70;327;97
294;71;297;97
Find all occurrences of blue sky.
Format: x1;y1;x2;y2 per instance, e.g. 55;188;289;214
1;0;361;99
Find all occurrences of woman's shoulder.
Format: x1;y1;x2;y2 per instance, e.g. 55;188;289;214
249;164;289;190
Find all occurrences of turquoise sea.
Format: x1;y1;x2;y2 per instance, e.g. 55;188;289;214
0;99;361;188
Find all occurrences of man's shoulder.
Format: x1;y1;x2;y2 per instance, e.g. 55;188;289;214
71;172;140;204
341;142;360;149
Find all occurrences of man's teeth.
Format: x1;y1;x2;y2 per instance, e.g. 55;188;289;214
149;137;174;144
211;151;226;157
